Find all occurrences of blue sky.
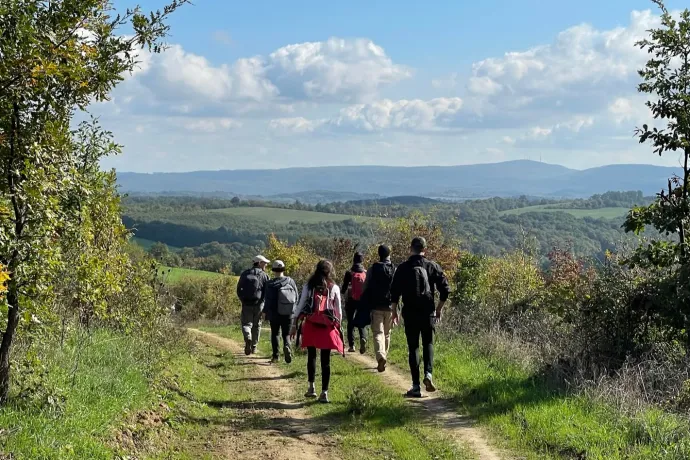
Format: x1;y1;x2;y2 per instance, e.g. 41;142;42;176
97;0;688;172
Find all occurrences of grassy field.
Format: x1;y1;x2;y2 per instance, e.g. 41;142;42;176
0;330;157;458
383;329;690;459
158;266;229;284
208;207;379;224
202;325;474;460
499;205;629;219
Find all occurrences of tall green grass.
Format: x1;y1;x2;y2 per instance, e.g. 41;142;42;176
384;329;690;459
0;330;154;459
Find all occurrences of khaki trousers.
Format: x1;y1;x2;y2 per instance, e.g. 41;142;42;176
371;310;393;361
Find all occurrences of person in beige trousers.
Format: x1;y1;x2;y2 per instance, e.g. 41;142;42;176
362;245;396;372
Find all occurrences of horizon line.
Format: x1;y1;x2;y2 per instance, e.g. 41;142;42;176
114;159;677;175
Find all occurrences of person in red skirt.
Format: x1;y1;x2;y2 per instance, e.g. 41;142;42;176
291;260;344;403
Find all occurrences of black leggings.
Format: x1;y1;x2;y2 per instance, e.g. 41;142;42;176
307;347;331;391
404;316;434;386
346;307;367;347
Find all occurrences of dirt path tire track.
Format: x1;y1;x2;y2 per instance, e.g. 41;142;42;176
346;350;509;460
188;328;341;460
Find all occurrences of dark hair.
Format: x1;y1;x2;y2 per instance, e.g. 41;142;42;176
271;266;284;273
307;259;334;291
378;244;391;260
352;252;364;265
410;236;427;254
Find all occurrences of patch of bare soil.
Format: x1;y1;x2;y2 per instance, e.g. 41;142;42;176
188;329;341;460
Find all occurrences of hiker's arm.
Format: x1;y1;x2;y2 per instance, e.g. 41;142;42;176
292;285;309;327
433;264;450;317
390;267;403;320
341;271;351;294
260;272;269;302
333;285;342;322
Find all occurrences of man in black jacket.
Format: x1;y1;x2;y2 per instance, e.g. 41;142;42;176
390;237;450;397
362;244;395;372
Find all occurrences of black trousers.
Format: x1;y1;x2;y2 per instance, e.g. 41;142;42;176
307;347;331;391
404;315;434;386
346;307;367;347
270;315;292;358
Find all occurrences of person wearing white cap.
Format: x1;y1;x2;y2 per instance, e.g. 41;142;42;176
264;260;299;364
237;255;270;355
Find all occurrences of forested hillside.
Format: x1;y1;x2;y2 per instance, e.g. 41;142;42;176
124;191;649;274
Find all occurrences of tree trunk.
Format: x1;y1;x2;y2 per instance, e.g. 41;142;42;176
682;149;689;261
0;101;22;404
0;285;20;403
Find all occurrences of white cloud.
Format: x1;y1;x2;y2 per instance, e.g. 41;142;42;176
269;117;320;134
556;116;594;132
431;73;459;89
119;37;409;117
280;97;464;134
527;126;553;140
183;118;242;133
464;10;662;127
467;76;502;96
502;136;516;145
267;38;411;102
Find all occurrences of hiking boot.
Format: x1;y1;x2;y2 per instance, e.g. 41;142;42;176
377;357;387;373
270;356;279;364
284;346;292;364
359;338;367;355
304;384;317;398
251;346;257;355
423;374;437;393
405;385;422;398
348;345;356;353
318;392;330;404
244;339;252;356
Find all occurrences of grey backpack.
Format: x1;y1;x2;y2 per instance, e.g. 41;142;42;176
277;281;297;316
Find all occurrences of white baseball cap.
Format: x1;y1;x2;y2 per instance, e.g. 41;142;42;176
272;260;286;270
253;255;270;264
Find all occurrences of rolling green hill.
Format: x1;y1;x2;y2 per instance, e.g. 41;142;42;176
158;266;230;284
499;205;629;219
207;207;379;224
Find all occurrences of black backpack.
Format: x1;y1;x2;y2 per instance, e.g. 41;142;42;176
366;262;395;306
404;261;433;307
237;268;264;304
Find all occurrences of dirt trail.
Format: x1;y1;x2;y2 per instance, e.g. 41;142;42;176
346;351;509;460
188;329;341;460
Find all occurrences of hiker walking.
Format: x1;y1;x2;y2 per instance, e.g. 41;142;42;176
342;252;368;353
237;255;270;355
264;260;299;364
362;244;396;372
390;237;450;398
291;260;344;404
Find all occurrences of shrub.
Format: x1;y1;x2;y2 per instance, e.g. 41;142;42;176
170;276;240;322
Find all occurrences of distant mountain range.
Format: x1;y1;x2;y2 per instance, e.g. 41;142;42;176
117;160;680;201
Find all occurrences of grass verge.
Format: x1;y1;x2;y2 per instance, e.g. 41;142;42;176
383;328;690;460
0;330;154;459
201;325;476;460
